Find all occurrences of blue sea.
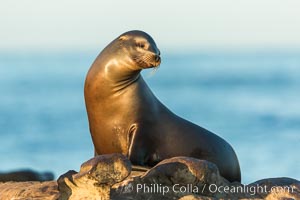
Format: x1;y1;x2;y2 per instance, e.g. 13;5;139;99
0;50;299;184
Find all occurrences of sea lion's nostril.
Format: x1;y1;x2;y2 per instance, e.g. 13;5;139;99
155;55;161;63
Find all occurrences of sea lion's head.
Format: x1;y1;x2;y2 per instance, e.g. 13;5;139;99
116;30;161;70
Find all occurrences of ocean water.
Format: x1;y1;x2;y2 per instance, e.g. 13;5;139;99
0;50;299;184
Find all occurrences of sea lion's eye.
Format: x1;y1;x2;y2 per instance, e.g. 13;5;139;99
137;43;145;48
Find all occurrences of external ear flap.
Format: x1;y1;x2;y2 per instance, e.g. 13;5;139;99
119;35;128;41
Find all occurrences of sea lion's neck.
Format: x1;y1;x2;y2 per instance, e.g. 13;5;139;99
112;72;141;92
103;58;142;92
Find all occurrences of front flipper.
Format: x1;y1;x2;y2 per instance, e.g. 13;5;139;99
127;124;161;168
127;123;138;157
126;124;151;172
127;123;148;166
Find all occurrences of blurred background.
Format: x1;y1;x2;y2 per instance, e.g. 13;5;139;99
0;0;299;184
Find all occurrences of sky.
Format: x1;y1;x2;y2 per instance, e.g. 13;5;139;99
1;0;300;51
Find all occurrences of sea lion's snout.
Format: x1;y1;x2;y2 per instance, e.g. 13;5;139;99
154;54;161;67
155;55;161;65
154;49;161;65
155;55;161;63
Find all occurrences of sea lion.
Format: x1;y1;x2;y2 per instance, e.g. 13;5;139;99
84;30;241;182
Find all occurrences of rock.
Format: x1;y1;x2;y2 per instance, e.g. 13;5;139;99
0;169;54;182
0;181;59;200
57;153;131;200
179;194;217;200
112;157;300;200
140;156;230;198
111;156;245;199
248;177;300;199
0;154;299;200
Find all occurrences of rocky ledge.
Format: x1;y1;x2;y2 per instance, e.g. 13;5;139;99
0;154;299;200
